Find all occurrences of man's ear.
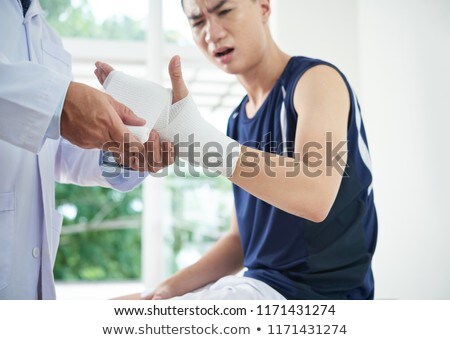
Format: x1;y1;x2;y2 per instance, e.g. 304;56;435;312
260;0;271;23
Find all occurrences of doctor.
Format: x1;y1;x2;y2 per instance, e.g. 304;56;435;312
0;0;172;299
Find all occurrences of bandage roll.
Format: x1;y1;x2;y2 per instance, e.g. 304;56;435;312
125;125;151;143
103;70;172;131
104;70;241;177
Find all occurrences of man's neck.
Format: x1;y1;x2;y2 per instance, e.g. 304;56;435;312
237;45;291;111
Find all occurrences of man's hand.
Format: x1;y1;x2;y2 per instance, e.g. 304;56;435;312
167;55;189;103
141;282;176;300
95;56;189;105
94;61;114;85
111;282;176;300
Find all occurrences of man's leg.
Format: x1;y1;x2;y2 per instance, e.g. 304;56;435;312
170;275;286;300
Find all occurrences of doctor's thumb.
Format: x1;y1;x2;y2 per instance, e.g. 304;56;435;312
111;98;146;126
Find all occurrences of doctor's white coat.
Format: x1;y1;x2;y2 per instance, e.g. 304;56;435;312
0;0;144;299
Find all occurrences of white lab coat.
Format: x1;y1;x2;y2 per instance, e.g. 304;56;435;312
0;0;144;299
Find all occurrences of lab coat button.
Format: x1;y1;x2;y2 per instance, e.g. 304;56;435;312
32;247;40;258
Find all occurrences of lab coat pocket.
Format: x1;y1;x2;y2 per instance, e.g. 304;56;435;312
0;192;15;291
41;39;72;76
51;211;63;266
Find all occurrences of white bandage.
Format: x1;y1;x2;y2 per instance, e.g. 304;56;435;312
103;70;172;143
126;125;151;143
103;71;241;177
164;94;241;177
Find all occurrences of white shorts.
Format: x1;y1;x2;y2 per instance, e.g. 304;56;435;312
170;275;286;300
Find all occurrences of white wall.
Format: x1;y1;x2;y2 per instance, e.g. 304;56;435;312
271;0;360;89
272;0;450;299
358;0;450;300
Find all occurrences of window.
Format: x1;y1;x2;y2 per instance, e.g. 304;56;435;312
41;0;147;41
45;0;244;296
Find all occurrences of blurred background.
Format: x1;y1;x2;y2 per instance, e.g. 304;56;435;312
46;0;450;299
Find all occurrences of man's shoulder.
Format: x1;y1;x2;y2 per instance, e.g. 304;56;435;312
284;56;347;94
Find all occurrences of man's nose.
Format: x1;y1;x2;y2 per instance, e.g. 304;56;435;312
205;19;226;44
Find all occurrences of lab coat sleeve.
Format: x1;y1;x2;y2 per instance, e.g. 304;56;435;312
0;55;71;153
55;138;147;192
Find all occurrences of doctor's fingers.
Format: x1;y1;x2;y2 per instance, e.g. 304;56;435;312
143;131;164;173
123;130;163;173
104;113;146;157
143;135;175;173
154;140;176;171
144;139;175;173
161;140;175;168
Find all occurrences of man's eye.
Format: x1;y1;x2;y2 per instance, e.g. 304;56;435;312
218;9;232;16
192;20;205;28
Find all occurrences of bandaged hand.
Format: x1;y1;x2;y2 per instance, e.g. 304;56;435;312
95;57;241;177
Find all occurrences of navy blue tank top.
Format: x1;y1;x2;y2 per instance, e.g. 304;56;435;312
227;56;378;299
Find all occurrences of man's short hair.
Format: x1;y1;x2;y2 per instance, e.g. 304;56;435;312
181;1;257;13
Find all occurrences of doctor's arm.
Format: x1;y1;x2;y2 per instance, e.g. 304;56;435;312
0;57;145;154
54;132;174;192
55;64;175;189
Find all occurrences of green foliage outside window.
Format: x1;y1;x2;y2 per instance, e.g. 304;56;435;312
54;173;231;282
54;184;143;281
40;0;146;41
39;0;184;43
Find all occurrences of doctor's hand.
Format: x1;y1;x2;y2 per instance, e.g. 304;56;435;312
109;128;175;173
94;62;175;172
61;82;146;149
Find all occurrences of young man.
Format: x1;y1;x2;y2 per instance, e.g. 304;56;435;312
102;0;377;300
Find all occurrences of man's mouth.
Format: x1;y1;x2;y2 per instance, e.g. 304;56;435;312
214;48;235;58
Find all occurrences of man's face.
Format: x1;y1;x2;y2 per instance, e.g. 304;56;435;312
182;0;268;74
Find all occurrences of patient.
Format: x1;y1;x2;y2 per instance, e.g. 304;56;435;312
97;0;377;300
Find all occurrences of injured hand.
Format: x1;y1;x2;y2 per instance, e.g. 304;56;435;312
95;57;241;177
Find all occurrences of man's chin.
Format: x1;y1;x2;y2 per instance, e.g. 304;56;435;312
216;62;241;75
